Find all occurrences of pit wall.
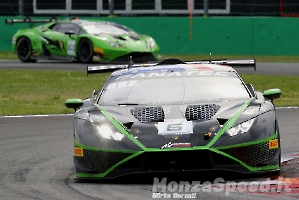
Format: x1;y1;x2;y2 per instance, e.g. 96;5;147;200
1;16;298;56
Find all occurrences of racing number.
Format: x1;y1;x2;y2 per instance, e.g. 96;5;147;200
167;124;182;131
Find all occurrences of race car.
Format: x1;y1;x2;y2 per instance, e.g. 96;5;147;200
5;16;159;63
65;57;282;179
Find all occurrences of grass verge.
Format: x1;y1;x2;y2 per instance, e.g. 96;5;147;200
0;70;297;116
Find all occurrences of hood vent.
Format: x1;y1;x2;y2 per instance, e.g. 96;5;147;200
113;35;126;40
185;104;220;121
130;35;140;41
217;118;228;126
130;106;164;123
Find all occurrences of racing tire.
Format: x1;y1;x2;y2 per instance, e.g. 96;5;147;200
16;37;37;63
77;38;93;63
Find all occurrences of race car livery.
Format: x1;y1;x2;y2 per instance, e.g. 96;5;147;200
65;58;282;179
5;16;159;63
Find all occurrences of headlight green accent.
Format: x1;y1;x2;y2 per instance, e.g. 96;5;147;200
204;98;255;148
95;105;147;150
74;139;139;153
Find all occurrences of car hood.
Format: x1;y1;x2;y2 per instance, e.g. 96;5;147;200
93;33;150;42
103;98;261;148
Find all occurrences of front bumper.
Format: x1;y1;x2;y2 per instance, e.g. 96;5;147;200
74;138;280;179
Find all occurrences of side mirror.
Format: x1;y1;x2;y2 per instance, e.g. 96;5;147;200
65;98;83;112
263;88;282;102
65;30;74;37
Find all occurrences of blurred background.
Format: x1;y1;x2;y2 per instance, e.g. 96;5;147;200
1;1;299;56
0;0;298;17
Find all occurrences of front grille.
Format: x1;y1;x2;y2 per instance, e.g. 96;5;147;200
143;151;211;171
76;149;132;173
130;106;164;122
221;139;279;167
185;104;220;121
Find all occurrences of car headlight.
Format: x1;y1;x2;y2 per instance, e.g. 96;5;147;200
97;124;125;141
104;40;122;48
226;118;255;136
148;38;155;48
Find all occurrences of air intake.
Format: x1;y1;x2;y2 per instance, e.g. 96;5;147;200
130;106;164;122
185;104;220;121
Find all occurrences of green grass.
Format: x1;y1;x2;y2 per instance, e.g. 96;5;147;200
0;51;17;59
0;70;298;116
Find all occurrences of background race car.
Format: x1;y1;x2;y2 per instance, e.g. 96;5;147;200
5;17;159;63
65;58;282;180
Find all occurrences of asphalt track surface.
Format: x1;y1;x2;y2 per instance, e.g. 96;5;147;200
1;60;299;76
1;61;299;200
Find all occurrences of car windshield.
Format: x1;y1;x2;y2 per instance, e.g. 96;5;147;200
100;69;250;105
82;23;137;35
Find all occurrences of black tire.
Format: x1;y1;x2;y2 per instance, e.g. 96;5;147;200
77;38;93;63
16;37;37;63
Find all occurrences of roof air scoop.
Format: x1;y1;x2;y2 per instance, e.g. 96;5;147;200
114;35;126;40
157;58;186;65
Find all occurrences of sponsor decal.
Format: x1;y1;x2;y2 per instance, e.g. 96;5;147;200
116;70;231;80
67;40;76;55
74;147;83;156
161;142;191;149
269;139;279;149
106;80;139;89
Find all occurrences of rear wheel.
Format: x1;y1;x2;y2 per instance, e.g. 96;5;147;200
16;37;37;63
77;38;93;63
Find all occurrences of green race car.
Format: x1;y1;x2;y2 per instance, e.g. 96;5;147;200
5;17;159;63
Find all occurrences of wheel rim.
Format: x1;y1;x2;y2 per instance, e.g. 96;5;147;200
17;40;30;59
79;42;91;60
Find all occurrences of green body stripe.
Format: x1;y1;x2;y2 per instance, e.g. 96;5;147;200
95;104;147;150
205;98;255;148
216;130;278;150
210;148;279;172
74;139;139;153
76;151;143;178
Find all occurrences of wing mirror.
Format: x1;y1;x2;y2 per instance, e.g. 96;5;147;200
263;88;282;102
65;30;74;37
65;98;83;112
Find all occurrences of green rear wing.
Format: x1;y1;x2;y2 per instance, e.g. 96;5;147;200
5;16;58;28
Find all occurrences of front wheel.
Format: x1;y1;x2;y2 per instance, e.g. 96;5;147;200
16;37;37;63
77;38;93;63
